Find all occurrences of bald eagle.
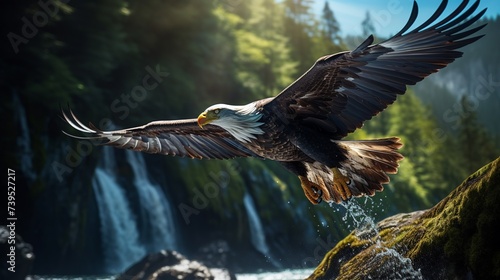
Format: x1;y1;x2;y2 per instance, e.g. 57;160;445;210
63;0;486;204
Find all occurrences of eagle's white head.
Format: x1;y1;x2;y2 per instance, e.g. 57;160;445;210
197;102;264;143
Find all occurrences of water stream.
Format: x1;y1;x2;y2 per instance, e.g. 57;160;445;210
92;148;180;273
92;147;146;273
125;150;178;252
243;191;282;269
337;199;423;279
13;93;36;182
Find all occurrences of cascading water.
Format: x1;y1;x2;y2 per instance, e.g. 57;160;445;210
125;150;178;252
243;191;282;268
336;199;423;279
13;93;36;182
92;147;146;273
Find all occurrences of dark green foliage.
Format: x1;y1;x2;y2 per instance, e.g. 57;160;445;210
282;0;319;73
457;96;499;176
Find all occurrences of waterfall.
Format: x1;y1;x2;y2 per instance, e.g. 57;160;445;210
93;147;146;273
243;192;281;268
13;93;36;182
125;150;178;252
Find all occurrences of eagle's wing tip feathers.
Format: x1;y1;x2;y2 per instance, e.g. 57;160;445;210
61;107;101;140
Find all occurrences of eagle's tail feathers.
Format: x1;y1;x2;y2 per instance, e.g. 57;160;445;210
299;138;404;204
335;137;404;200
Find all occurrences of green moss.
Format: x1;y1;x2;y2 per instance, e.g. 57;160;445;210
307;234;366;280
308;157;500;280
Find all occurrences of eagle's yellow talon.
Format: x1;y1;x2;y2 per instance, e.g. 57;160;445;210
299;176;323;204
332;168;352;201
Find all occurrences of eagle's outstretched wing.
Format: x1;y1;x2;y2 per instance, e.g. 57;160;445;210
62;109;259;159
267;0;486;138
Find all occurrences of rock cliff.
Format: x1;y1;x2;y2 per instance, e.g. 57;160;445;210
308;157;500;280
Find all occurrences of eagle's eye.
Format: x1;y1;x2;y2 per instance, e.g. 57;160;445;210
213;109;220;114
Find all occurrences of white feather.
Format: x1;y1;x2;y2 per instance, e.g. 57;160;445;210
207;103;264;143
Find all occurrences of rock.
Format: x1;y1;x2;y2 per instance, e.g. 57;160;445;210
308;157;500;280
117;250;236;280
0;225;35;280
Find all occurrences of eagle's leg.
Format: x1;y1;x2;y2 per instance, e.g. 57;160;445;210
299;176;322;204
331;167;352;201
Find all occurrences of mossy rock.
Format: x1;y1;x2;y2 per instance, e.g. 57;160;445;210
308;157;500;280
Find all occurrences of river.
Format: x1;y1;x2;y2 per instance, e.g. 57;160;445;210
36;268;314;280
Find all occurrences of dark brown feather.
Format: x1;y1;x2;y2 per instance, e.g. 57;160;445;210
265;0;486;139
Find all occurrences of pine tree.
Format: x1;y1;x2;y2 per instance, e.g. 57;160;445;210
321;1;341;44
361;11;376;37
457;95;499;175
283;0;317;73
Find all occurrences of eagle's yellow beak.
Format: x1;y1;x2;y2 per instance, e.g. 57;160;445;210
197;111;217;128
